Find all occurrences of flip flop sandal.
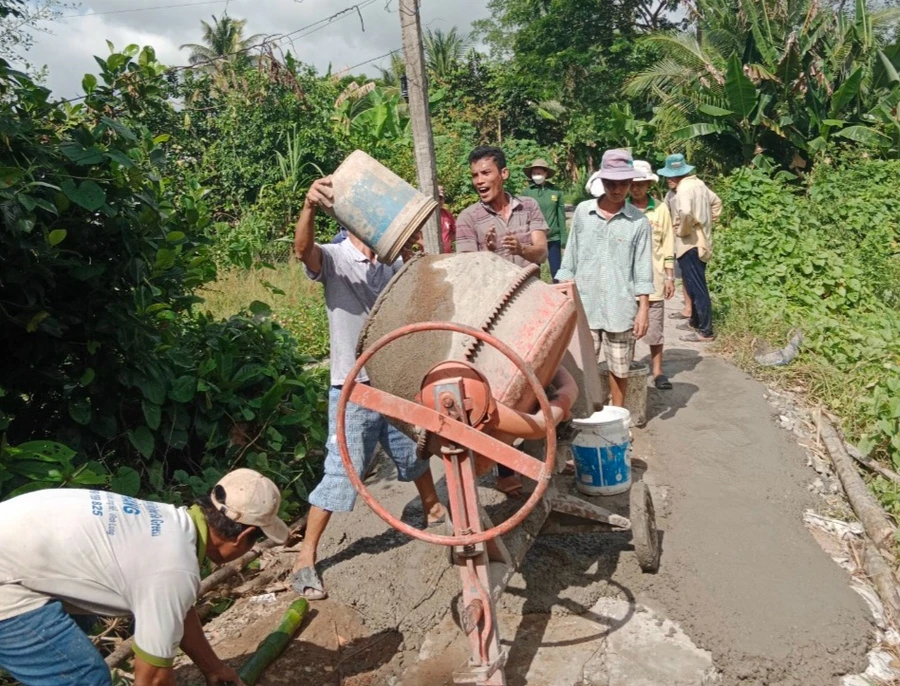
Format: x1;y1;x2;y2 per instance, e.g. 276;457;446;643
425;505;449;529
289;566;328;600
668;311;690;320
680;332;716;343
675;321;697;332
654;375;673;390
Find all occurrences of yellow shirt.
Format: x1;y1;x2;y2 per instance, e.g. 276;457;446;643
631;198;675;302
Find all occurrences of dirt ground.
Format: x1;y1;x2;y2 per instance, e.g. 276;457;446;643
177;291;877;686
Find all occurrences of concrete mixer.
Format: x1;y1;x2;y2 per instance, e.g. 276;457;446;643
336;252;660;686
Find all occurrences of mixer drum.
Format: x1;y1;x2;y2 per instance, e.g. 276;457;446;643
357;252;579;440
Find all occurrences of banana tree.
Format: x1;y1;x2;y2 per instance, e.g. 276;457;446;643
628;0;900;165
671;55;780;162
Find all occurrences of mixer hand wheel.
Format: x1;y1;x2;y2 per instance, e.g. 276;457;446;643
336;321;558;548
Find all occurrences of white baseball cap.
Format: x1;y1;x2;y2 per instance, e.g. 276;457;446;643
632;160;659;183
211;469;289;544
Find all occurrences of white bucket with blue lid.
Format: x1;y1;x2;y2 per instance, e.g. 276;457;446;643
570;406;632;496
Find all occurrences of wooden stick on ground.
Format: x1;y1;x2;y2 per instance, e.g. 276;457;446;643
105;514;307;669
864;543;900;622
818;416;895;553
850;451;900;485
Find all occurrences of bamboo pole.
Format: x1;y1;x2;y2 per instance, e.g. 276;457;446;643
237;598;310;686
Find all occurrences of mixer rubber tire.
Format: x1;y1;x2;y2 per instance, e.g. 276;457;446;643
631;481;660;573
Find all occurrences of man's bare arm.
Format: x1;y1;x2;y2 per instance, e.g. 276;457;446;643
523;230;549;264
133;660;176;686
294;177;334;274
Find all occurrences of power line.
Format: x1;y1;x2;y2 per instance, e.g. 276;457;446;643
60;0;245;19
341;49;400;73
46;0;380;109
278;0;376;43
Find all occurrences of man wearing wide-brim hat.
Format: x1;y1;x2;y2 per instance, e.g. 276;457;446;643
521;158;567;282
557;149;655;408
657;153;722;343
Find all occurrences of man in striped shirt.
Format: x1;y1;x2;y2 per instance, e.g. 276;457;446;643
558;149;654;408
456;145;549;498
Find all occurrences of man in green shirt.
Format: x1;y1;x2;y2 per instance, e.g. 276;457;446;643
521;158;567;282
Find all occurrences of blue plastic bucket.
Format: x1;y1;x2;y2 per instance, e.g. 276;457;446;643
570;406;632;496
331;150;438;264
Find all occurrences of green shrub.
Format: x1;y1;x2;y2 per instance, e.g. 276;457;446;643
711;163;900;483
0;50;327;508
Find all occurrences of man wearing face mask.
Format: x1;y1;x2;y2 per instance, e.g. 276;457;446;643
558;149;654;408
520;158;567;282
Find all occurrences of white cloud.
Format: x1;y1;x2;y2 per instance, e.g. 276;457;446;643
21;0;492;97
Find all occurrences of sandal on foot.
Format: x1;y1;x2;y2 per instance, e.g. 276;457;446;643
680;332;716;343
654;375;673;390
668;311;690;320
675;321;697;332
290;566;328;600
425;504;449;529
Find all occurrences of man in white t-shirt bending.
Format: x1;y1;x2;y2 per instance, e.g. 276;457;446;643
0;468;290;686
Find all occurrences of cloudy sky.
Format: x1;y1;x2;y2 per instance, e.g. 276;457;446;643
21;0;493;97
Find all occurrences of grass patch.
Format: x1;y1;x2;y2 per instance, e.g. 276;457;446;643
198;261;329;360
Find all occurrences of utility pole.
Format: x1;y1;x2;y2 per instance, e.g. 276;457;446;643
399;0;442;254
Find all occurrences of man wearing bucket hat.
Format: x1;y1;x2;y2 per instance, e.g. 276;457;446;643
628;160;676;390
291;177;447;600
657;154;722;342
520;158;567;282
557;149;655;408
0;469;288;686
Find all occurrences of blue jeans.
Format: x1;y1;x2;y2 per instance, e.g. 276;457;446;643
308;385;430;512
547;240;562;283
678;248;713;337
0;601;111;686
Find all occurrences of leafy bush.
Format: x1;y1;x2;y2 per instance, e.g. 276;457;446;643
176;62;346;215
0;49;327;508
711;161;900;485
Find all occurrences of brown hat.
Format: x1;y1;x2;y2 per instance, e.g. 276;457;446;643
523;158;555;179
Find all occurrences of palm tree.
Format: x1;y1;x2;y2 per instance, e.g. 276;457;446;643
375;52;406;87
424;27;471;80
179;15;265;69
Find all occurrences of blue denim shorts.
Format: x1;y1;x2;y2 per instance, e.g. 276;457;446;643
0;600;111;686
309;385;430;512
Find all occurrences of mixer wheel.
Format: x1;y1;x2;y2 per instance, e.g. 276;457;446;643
630;481;660;573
